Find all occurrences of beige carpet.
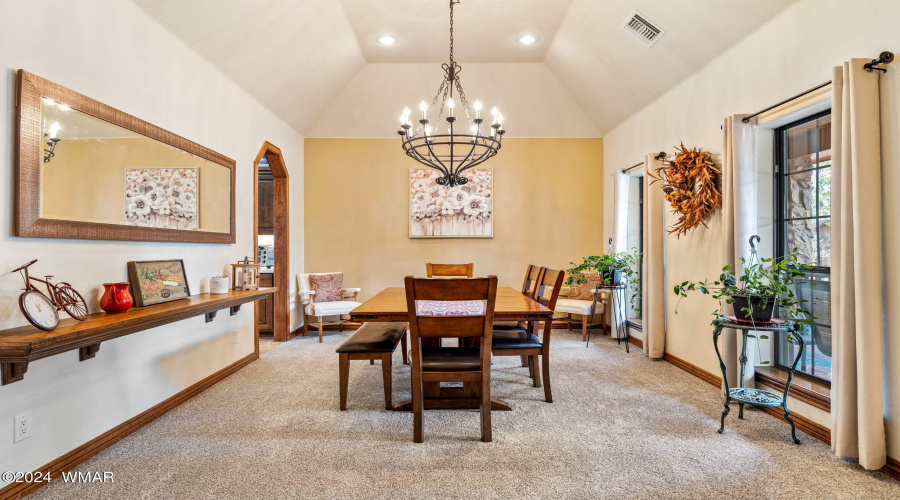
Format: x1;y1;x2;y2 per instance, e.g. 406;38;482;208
31;330;899;499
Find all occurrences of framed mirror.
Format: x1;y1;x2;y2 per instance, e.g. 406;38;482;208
15;70;235;243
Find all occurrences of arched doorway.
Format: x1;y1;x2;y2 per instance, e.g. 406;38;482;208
254;142;290;342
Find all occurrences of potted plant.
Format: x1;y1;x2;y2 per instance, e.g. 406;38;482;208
566;248;642;311
673;236;814;325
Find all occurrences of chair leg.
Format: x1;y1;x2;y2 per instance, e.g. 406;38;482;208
521;355;528;367
530;355;541;388
542;349;552;403
339;353;349;411
401;332;409;365
318;316;324;343
480;372;492;443
567;314;572;331
370;359;375;365
582;315;588;342
412;367;424;443
381;353;393;410
302;310;309;337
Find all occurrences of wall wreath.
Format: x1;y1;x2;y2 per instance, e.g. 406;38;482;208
651;144;722;238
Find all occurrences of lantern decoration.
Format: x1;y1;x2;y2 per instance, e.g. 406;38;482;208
231;257;260;291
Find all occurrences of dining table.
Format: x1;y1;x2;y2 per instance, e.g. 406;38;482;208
350;286;553;411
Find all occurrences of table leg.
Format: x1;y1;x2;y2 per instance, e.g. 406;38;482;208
738;330;749;420
783;329;804;444
713;325;730;434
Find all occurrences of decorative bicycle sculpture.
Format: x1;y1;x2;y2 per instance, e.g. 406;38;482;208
14;259;89;331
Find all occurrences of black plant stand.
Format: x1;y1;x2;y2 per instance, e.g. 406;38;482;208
586;284;629;353
712;317;804;444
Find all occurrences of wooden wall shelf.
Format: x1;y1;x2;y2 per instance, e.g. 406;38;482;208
0;288;274;386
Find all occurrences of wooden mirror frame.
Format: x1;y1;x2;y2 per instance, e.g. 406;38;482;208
14;70;236;244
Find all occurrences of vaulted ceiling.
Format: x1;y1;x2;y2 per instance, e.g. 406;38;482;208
133;0;797;136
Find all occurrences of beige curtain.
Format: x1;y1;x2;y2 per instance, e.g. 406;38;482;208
721;115;758;389
642;154;665;358
831;60;886;470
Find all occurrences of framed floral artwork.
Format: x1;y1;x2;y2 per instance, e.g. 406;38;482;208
410;169;493;238
124;168;199;230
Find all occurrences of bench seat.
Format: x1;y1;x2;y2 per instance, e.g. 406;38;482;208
337;322;408;411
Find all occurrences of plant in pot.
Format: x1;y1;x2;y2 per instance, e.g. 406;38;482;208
566;248;642;311
673;236;815;326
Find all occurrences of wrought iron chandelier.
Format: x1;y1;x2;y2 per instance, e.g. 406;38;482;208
397;0;505;187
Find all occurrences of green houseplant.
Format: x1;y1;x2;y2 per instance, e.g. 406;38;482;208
566;248;642;311
673;236;814;326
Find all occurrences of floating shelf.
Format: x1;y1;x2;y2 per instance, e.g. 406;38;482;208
0;288;274;385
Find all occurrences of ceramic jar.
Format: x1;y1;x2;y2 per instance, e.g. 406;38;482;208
210;276;229;294
100;282;133;313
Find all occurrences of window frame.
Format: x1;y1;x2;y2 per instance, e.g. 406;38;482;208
772;109;832;386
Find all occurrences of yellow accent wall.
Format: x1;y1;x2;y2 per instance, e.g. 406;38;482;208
304;138;603;298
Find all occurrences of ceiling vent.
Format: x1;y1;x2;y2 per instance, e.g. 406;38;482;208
621;10;665;48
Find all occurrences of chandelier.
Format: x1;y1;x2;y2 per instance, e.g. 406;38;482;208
397;0;506;187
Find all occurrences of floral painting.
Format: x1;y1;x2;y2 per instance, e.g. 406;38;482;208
410;169;492;238
125;168;199;229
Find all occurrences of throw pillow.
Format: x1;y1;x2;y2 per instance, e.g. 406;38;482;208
309;273;343;303
567;272;602;301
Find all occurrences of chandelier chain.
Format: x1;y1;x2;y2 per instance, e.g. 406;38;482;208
449;0;459;63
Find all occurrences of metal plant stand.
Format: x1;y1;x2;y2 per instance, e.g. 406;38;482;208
712;317;804;444
586;284;629;353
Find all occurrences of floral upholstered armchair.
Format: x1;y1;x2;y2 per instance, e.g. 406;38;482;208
297;272;361;343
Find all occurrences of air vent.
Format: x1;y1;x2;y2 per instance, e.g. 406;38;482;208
621;10;665;48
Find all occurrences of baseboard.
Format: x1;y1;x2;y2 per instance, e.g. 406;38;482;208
758;406;831;444
883;457;900;481
626;319;642;332
627;335;643;349
0;352;258;500
662;352;721;388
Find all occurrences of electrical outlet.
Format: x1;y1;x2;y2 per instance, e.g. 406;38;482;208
14;412;32;443
233;330;239;344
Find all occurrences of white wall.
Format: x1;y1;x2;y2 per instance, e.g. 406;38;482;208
0;0;304;482
602;0;900;455
305;62;601;138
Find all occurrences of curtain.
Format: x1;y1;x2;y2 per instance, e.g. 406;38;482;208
830;60;886;470
642;154;665;358
721;115;758;389
612;170;631;253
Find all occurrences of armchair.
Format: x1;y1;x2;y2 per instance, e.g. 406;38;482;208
298;272;362;343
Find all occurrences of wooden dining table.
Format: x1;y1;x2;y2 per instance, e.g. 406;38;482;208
350;286;553;411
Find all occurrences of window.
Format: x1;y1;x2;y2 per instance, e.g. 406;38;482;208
774;111;832;383
625;174;643;319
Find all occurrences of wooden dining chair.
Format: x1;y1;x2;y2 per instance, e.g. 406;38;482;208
426;263;474;278
491;268;564;403
404;275;498;443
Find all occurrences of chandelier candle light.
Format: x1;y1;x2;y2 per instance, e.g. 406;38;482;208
397;0;506;187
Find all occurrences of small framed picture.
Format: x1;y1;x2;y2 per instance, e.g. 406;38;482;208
127;260;191;307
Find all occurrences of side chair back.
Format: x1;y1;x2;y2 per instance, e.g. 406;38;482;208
426;263;474;278
404;275;498;443
521;265;545;299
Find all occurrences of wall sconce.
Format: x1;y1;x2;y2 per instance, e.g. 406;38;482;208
43;122;60;164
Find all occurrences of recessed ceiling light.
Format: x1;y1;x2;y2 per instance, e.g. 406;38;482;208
378;35;397;46
518;34;537;45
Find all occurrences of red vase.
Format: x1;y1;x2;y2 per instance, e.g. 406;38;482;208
100;283;133;313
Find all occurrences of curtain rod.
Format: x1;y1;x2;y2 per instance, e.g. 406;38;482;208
741;51;894;124
741;81;831;123
622;162;643;174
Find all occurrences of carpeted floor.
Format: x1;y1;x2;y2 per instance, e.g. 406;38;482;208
31;330;899;499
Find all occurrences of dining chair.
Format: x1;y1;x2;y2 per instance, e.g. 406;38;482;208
425;263;474;278
404;275;498;443
491;268;564;403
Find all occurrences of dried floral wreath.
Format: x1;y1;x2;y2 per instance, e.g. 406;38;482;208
650;144;722;238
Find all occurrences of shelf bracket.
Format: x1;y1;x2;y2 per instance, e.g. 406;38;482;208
1;362;29;386
79;343;101;361
230;305;241;316
205;311;218;323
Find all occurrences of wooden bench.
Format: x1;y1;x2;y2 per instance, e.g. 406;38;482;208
336;322;408;410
